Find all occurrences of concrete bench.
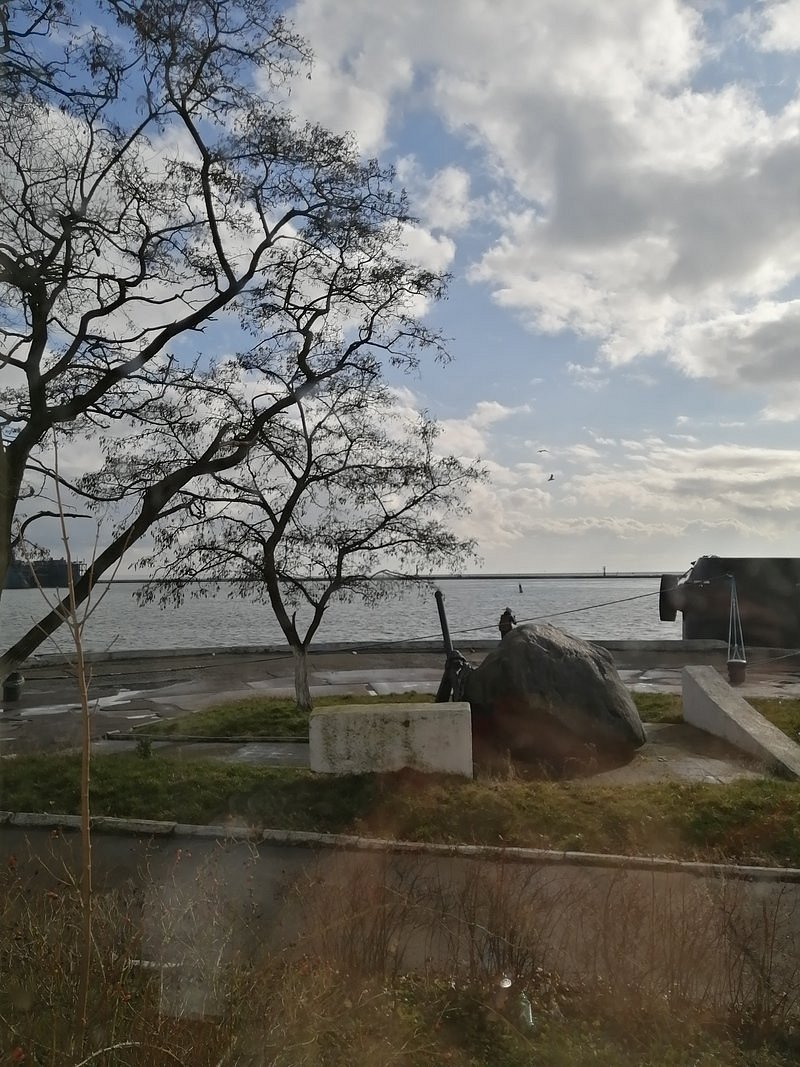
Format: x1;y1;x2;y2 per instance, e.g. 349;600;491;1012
682;666;800;779
309;701;473;777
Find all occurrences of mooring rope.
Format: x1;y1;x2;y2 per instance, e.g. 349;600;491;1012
352;587;665;648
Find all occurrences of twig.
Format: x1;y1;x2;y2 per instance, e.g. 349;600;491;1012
72;1042;187;1066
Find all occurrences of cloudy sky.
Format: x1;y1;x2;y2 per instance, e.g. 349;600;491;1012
263;0;800;573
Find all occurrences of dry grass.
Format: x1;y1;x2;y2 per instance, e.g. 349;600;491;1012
1;836;799;1065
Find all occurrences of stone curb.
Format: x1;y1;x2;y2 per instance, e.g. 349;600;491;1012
2;810;800;883
103;731;310;744
22;638;732;668
23;640;458;667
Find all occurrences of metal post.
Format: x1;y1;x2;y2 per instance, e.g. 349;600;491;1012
435;589;453;655
2;671;24;703
434;590;454;702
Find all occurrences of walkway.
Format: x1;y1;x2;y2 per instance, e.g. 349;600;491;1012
3;646;799;785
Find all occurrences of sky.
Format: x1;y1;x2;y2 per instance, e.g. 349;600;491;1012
258;0;800;573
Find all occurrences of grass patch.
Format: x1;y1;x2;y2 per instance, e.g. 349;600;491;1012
147;690;434;738
4;754;800;865
151;688;677;740
750;697;800;742
631;691;682;723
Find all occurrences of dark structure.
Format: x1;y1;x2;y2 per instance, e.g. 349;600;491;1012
498;607;516;638
4;557;84;590
660;556;800;648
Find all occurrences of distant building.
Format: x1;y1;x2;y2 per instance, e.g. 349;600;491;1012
4;557;84;590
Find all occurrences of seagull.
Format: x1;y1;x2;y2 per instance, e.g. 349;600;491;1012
547;474;555;482
537;448;549;453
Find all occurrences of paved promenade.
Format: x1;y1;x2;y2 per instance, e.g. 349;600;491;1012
2;642;800;785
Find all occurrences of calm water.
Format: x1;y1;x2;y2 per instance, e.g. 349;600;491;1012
0;577;681;655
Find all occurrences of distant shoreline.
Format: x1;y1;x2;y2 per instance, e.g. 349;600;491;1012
88;572;668;584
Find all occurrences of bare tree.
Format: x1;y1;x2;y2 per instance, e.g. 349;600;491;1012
0;0;448;673
136;368;481;710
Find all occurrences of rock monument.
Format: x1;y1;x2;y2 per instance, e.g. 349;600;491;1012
464;622;646;765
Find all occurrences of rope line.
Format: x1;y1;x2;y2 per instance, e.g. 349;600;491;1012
390;570;739;648
357;587;665;648
445;589;660;641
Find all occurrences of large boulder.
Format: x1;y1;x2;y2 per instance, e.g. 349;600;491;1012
463;623;646;764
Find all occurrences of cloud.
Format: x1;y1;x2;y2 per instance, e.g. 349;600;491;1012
566;362;610;391
438;399;531;458
287;0;800;417
398;222;456;273
563;444;601;462
396;158;475;233
470;400;531;427
442;423;800;565
755;0;800;52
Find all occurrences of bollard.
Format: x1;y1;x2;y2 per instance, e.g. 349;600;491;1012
2;671;24;703
727;658;747;686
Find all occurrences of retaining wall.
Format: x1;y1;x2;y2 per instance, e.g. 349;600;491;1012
682;665;800;779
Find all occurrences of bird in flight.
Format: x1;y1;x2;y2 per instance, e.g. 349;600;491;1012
537;448;549;453
547;474;555;482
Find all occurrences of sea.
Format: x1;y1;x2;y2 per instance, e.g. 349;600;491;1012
0;576;681;655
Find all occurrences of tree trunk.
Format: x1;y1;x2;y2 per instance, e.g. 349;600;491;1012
0;500;157;677
0;441;19;598
293;644;312;712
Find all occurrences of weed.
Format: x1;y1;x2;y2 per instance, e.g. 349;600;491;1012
2;837;799;1065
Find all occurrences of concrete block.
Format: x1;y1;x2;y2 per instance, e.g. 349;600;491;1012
310;701;473;777
682;666;800;779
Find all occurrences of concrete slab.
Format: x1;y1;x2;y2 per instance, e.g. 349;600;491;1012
682;666;800;780
247;681;375;698
246;677;325;690
310;701;473;777
92;739;173;755
311;668;444;685
148;689;255;712
368;681;438;695
91;738;309;767
20;704;80;717
219;742;308;767
588;722;763;786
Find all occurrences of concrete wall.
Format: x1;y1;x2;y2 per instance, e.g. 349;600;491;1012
310;701;473;777
682;666;800;779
